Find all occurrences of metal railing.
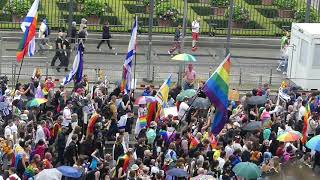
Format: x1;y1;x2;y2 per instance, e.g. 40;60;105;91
0;0;319;36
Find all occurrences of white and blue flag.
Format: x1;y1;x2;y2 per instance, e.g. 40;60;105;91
62;45;84;85
121;17;138;94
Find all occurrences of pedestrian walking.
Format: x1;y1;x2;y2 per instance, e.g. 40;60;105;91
70;21;77;44
62;35;71;72
277;31;290;74
97;21;114;51
78;18;88;43
191;17;200;51
168;25;182;56
37;18;52;54
50;30;65;72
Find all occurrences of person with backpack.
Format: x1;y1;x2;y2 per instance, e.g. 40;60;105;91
116;93;130;120
55;126;67;166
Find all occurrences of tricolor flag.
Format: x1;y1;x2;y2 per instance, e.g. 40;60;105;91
203;54;231;135
121;17;138;94
16;0;40;62
156;74;172;106
62;44;84;85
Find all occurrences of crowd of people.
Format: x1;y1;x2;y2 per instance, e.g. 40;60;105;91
0;69;319;180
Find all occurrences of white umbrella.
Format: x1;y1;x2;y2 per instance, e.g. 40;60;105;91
34;168;62;180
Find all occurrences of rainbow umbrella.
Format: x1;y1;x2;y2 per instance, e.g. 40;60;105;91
306;135;320;152
277;130;302;142
26;98;48;107
134;96;157;105
171;53;197;62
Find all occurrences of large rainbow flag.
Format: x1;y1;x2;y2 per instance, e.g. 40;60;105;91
16;0;40;62
302;100;311;143
203;54;231;135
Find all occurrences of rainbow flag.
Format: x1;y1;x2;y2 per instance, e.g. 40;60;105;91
203;54;231;135
115;154;130;175
139;115;147;128
302;101;311;143
16;0;40;62
146;102;157;127
189;137;200;150
156;74;172;106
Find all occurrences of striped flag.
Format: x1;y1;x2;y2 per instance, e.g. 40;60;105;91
121;17;138;94
203;54;231;135
16;0;40;62
156;74;172;106
62;44;84;85
302;100;311;143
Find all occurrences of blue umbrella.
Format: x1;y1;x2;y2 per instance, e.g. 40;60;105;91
166;168;189;177
306;135;320;151
57;166;82;178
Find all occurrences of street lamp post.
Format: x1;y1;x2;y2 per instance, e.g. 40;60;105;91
226;0;234;56
179;0;188;86
68;0;74;36
305;0;312;23
146;0;155;82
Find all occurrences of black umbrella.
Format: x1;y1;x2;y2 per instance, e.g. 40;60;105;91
242;121;262;131
189;97;210;109
247;96;267;105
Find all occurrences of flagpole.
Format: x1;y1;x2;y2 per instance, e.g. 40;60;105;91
16;57;24;85
133;52;137;98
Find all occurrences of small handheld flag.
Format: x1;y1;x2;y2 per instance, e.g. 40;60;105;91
156;74;172;106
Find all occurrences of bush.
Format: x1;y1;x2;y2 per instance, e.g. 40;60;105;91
274;0;296;10
143;0;168;6
155;2;179;21
5;0;31;18
225;5;250;23
83;0;105;16
211;0;230;7
76;0;84;3
295;8;317;23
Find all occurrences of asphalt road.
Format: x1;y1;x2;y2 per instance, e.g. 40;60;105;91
0;39;284;88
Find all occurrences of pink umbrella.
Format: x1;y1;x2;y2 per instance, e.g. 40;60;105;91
134;96;157;105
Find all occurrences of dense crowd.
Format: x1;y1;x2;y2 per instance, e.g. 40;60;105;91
0;71;319;180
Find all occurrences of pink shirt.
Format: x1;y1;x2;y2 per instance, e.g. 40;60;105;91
185;69;196;83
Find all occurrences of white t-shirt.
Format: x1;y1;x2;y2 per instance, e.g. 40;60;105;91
192;20;200;33
63;107;72;126
225;145;234;159
178;102;189;121
35;125;46;144
4;124;17;140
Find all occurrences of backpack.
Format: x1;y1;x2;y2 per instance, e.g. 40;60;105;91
117;102;125;120
64;141;76;161
101;102;112;120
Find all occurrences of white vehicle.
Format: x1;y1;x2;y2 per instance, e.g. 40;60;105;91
287;23;320;90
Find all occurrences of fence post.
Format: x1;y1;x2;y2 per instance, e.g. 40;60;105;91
68;0;74;36
259;75;262;86
269;69;273;85
305;0;312;23
45;62;49;79
239;68;242;85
